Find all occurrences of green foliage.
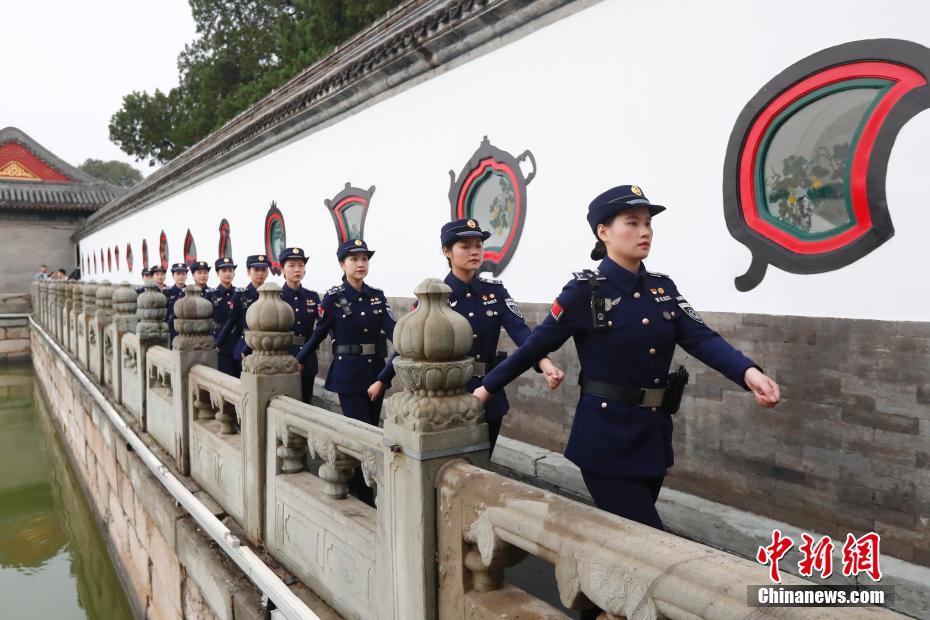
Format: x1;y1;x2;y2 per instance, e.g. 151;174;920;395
109;0;401;165
78;158;144;187
765;143;848;232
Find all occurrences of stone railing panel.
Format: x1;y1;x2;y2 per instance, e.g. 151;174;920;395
145;345;177;458
266;395;385;620
189;364;246;524
120;332;144;421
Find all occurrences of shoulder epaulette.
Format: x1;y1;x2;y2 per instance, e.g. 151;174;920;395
647;271;669;278
326;285;342;297
235;287;247;293
477;275;502;285
572;269;606;281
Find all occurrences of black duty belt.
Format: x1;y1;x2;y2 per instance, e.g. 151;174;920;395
580;378;665;408
333;343;385;356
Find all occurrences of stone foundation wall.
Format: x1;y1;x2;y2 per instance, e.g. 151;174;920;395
30;329;271;620
366;298;930;569
0;315;30;363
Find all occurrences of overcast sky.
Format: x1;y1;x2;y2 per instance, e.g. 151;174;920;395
2;1;196;176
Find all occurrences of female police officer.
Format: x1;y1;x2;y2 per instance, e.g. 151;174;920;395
296;239;396;427
278;248;321;404
474;185;780;531
370;218;564;453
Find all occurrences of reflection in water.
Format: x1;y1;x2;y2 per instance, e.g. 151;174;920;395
0;363;133;619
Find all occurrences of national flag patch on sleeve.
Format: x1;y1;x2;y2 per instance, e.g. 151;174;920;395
550;299;564;321
318;305;325;318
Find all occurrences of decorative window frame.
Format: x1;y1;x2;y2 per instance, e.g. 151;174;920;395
448;136;536;277
324;183;375;244
114;245;120;271
263;202;286;275
184;229;197;266
159;230;169;269
723;39;930;291
218;219;232;259
126;243;133;273
141;239;149;270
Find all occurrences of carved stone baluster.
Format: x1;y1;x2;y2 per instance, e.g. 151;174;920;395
172;284;215;475
215;398;238;435
94;280;114;384
192;387;215;421
310;433;354;499
276;428;307;474
382;278;487;619
240;281;301;544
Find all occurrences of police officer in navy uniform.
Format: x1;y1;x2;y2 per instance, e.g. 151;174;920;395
151;264;167;292
296;239;396;427
209;256;242;377
232;254;270;365
165;262;188;347
371;219;563;453
170;260;211;346
475;185;780;535
278;248;321;404
135;267;152;294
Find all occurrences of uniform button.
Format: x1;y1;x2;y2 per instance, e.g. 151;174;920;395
642;318;650;325
367;359;372;364
651;407;657;412
649;348;656;355
338;356;342;360
493;311;498;316
601;402;607;409
361;311;366;316
654;378;661;384
468;312;474;317
466;293;472;298
607;320;613;327
633;292;641;299
671;311;677;318
363;328;368;333
473;333;477;339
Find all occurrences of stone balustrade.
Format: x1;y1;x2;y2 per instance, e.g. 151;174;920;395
24;278;906;620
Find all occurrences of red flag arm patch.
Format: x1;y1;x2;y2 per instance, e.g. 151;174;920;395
550;299;564;322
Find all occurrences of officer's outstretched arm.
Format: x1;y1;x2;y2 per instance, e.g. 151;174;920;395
673;291;760;390
215;295;242;345
482;282;585;395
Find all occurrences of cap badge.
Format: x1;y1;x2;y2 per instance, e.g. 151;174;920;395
258;255;264;261
224;258;230;263
292;248;299;254
631;185;643;196
354;239;363;246
467;219;477;229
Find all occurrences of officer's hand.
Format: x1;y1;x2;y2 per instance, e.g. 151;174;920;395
298;363;304;372
472;386;491;403
539;358;565;390
368;381;384;401
745;368;780;408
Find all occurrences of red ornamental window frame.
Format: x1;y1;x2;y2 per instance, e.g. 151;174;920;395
126;243;133;273
107;248;112;272
263;202;286;275
184;229;197;266
115;245;120;270
324;183;375;244
93;253;97;274
218;219;232;259
159;230;169;269
448;136;536;277
141;239;149;270
723;39;930;291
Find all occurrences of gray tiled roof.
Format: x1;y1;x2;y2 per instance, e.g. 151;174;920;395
0;127;126;212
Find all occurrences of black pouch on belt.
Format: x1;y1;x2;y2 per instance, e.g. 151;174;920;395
662;365;689;414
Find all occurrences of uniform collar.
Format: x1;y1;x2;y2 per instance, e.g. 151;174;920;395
444;272;475;298
341;280;368;302
282;282;300;297
597;257;646;295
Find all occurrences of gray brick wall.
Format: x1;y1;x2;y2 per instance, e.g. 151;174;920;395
0;216;80;294
324;296;930;567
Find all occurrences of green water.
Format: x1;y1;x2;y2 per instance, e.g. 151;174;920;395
0;363;134;619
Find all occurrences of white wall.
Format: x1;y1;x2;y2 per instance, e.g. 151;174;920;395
79;0;930;321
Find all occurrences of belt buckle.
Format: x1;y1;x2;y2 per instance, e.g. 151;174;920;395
636;388;648;407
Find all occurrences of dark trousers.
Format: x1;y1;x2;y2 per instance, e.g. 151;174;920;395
300;373;315;405
581;470;665;530
579;471;665;620
338;393;384;427
339;392;384;506
487;417;502;455
217;353;240;378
